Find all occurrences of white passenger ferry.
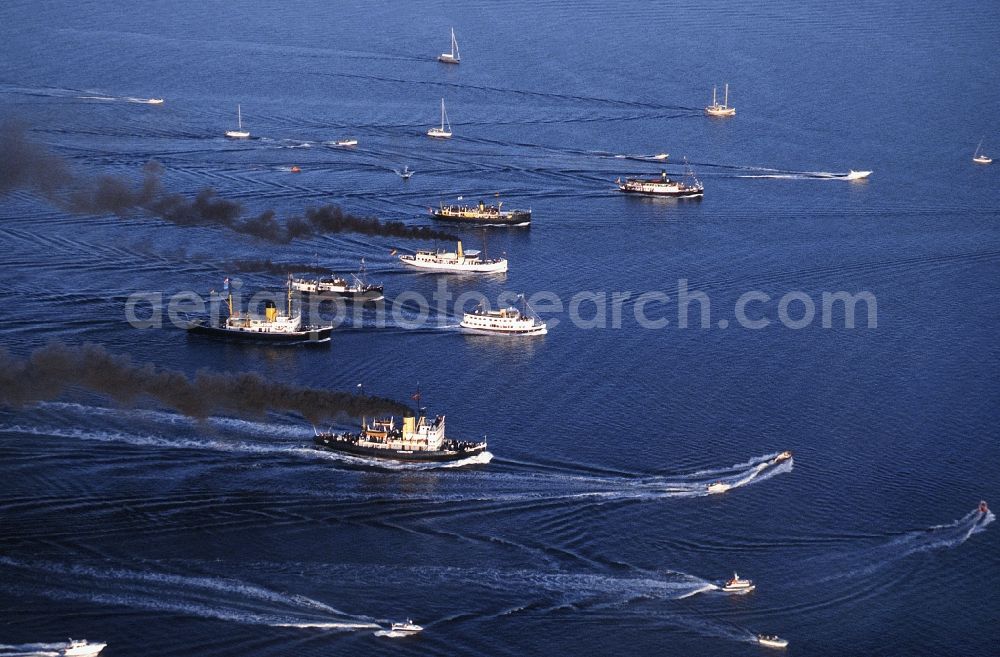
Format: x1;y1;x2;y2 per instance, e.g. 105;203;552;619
399;240;508;273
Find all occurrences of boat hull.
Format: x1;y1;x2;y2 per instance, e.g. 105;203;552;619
225;130;250;139
461;325;547;335
314;436;487;462
186;321;333;343
400;257;508;273
438;54;460;64
618;186;703;198
431;210;532;225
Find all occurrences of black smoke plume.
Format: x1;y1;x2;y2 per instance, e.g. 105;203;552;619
225;259;332;275
0;343;411;424
0;121;457;243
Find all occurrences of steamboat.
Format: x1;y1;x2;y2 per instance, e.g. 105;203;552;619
314;408;487;462
616;169;704;198
187;277;334;343
430;199;531;225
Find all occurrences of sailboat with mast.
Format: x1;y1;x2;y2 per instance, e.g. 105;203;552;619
438;28;461;64
427;98;453;138
973;139;993;164
225;104;251;138
705;84;736;117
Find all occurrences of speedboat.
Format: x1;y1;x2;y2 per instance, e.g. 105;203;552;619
61;639;107;657
707;481;731;494
981;500;990;514
335;138;358;147
757;634;788;649
721;572;755;594
147;98;164;104
390;619;423;634
653;152;669;160
290;165;301;173
773;450;793;463
845;170;872;180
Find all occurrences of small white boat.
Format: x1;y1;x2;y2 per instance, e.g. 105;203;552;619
61;639;108;657
335;138;358;147
653;153;669;160
707;481;731;494
721;572;755;594
390;619;423;634
225;104;250;139
973;139;992;164
845;169;872;180
461;297;547;336
427;98;453;138
705;83;736;117
438;28;461;64
400;240;507;273
757;634;789;649
399;165;414;179
772;450;793;463
146;98;164;104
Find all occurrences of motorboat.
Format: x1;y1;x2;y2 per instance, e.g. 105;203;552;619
61;639;108;657
773;450;793;463
721;572;755;594
757;634;789;649
334;138;358;147
707;481;731;494
981;500;990;514
390;620;424;634
846;170;872;180
290;165;301;173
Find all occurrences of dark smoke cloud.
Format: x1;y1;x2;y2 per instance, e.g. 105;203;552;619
0;343;412;424
0;121;457;243
225;259;332;275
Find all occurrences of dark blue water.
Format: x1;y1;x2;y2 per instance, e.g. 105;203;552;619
2;1;999;655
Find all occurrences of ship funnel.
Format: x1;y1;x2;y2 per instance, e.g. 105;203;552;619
265;300;277;322
457;240;464;258
402;415;416;436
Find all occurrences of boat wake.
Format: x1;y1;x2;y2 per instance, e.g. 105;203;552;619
811;506;994;584
0;557;381;631
733;167;871;181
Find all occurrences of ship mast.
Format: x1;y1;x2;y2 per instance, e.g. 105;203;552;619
286;274;293;317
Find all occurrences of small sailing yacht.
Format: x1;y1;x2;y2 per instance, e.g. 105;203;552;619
705;84;736;117
399;165;414;179
427;98;453;138
438;28;461;64
973;139;992;164
225;104;250;139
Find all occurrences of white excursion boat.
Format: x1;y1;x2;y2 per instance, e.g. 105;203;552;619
461;296;547;336
225;104;250;139
291;262;384;302
705;83;736;117
61;639;108;657
399;240;507;273
846;169;872;180
427;98;453;138
757;634;789;649
973;139;992;164
707;481;731;494
617;168;704;197
438;27;461;64
335;138;358;147
721;572;755;594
